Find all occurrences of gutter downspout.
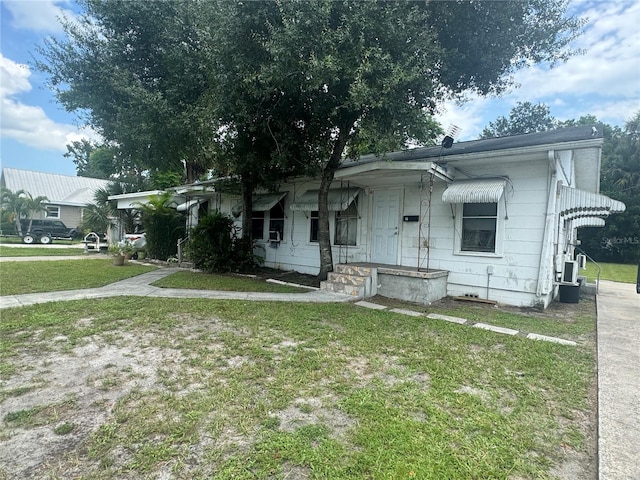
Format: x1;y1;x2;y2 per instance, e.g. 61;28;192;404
536;150;558;298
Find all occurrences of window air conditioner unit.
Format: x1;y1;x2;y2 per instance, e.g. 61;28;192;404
577;254;587;270
268;231;281;242
561;260;578;284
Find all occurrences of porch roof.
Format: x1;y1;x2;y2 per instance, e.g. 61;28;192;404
441;178;507;204
334;160;452;187
289;189;359;211
559;186;626;221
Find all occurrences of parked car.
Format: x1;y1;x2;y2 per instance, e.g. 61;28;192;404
19;219;78;244
124;232;146;249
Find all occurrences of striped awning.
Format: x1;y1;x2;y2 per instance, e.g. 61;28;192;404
570;217;606;228
559;186;625;221
442;179;506;204
289;189;359;211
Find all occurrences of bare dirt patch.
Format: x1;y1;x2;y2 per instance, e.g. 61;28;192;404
0;332;181;479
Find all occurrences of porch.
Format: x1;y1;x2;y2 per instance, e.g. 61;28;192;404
321;263;449;305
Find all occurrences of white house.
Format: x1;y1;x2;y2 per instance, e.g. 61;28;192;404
117;125;626;309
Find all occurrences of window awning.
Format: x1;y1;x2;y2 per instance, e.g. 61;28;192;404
232;192;287;216
570;217;606;228
442;179;506;204
289;189;359;211
176;199;201;212
559;186;625;221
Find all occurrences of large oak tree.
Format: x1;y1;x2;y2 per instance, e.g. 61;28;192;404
37;0;213;183
208;0;584;279
38;0;584;279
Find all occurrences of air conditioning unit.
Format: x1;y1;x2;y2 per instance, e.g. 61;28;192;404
561;260;578;284
577;254;587;269
268;231;281;242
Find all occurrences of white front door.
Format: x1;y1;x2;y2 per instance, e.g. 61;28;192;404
371;189;401;265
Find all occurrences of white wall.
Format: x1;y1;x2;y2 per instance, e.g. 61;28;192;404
211;144;599;308
402;159;550;307
218;184;370;275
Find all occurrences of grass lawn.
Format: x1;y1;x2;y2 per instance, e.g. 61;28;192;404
152;270;312;294
0;246;87;257
0;297;596;479
583;261;638;283
0;259;156;296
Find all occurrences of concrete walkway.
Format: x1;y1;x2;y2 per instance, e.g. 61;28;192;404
596;280;640;480
0;266;355;309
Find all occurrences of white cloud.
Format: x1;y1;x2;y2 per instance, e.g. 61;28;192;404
0;53;96;152
3;0;75;33
436;0;640;136
0;53;31;97
508;0;639;115
435;95;493;141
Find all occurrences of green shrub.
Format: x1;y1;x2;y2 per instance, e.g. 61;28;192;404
138;193;185;260
188;211;259;272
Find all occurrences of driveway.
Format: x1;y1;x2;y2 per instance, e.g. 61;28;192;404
596;280;640;480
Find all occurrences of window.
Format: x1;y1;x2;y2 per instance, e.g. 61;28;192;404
45;206;60;218
461;203;497;253
268;199;285;240
251;211;264;240
309;211;319;242
334;199;358;246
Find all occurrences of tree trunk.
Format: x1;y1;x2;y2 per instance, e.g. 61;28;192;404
241;178;254;240
14;215;22;236
317;129;351;282
317;168;335;282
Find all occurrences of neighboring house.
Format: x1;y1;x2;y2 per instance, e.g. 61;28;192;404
114;125;626;308
1;168;110;230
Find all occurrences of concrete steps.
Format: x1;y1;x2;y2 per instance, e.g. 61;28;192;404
320;264;377;298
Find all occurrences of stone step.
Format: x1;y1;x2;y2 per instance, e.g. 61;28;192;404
327;272;369;286
334;264;374;277
320;281;365;297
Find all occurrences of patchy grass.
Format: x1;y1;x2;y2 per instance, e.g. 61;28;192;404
0;246;87;257
0;259;156;296
0;297;597;479
152;270;311;293
583;261;637;284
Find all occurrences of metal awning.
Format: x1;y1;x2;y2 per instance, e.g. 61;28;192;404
442;179;507;204
232;192;287;216
570;217;606;228
289;189;359;211
176;199;201;212
559;186;625;220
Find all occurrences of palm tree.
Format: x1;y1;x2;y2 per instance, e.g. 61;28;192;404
22;193;50;232
0;188;28;236
92;182;140;235
80;202;115;235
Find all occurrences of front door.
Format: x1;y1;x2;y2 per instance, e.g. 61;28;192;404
371;189;401;265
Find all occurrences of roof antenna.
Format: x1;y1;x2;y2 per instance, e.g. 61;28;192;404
441;124;461;149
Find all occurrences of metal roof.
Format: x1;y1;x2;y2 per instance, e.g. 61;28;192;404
441;179;507;204
1;168;110;206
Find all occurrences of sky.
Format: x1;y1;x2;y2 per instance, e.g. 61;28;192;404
1;0;639;178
